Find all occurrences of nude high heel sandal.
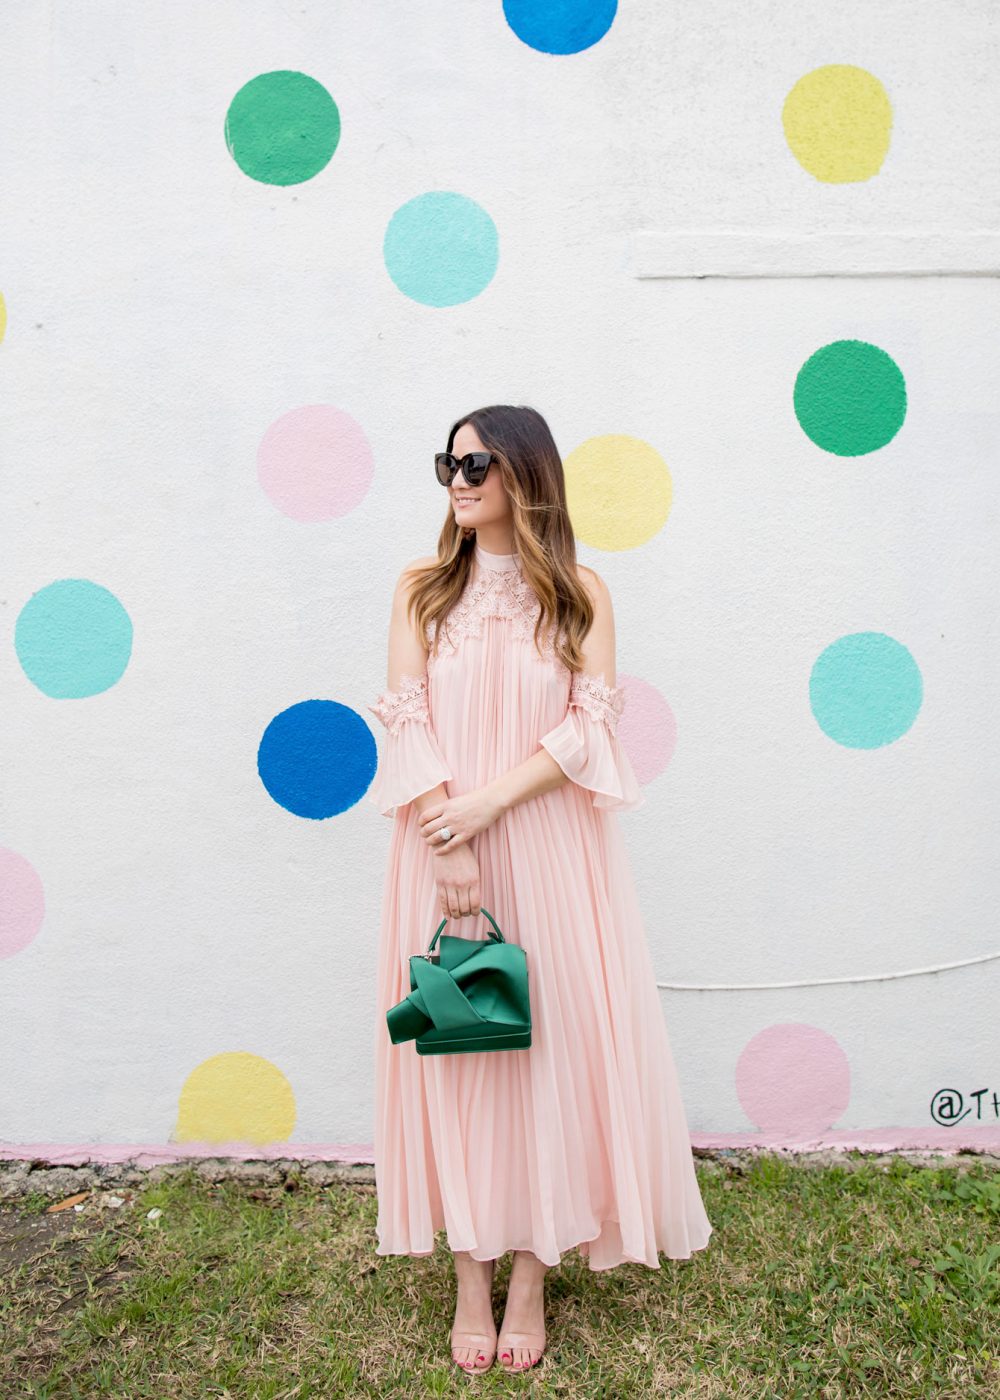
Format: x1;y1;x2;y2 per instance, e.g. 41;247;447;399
450;1258;497;1373
498;1251;547;1372
498;1328;546;1373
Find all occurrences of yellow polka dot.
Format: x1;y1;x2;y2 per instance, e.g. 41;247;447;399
174;1052;296;1144
782;65;892;183
563;434;672;551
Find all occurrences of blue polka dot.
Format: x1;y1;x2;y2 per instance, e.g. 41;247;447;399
15;579;133;698
810;633;923;748
383;192;498;307
504;0;618;54
258;699;377;819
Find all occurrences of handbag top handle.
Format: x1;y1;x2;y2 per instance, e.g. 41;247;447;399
428;906;505;954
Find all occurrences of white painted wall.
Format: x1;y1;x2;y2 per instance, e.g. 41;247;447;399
1;1;998;1160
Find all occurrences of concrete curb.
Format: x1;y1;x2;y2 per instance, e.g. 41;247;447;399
1;1146;997;1201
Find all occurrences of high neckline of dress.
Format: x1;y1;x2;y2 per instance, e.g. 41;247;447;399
474;542;521;573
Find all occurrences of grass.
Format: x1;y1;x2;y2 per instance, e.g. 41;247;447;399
1;1153;998;1397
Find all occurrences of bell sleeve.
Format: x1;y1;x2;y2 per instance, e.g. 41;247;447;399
539;671;646;812
366;671;454;818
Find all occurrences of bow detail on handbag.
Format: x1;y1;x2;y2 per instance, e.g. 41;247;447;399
386;907;532;1055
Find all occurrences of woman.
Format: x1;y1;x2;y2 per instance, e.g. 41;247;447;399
367;405;713;1375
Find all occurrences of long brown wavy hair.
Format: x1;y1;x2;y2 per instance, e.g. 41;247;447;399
405;404;596;673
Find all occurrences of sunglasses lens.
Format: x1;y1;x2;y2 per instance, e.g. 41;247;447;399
463;456;486;487
435;452;493;486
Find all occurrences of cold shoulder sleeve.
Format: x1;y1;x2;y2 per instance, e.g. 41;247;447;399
539;671;645;812
366;672;454;818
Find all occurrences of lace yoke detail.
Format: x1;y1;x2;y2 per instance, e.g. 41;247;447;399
569;671;626;734
368;672;430;735
425;568;564;670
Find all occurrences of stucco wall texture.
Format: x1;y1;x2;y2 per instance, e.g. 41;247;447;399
2;1;999;1168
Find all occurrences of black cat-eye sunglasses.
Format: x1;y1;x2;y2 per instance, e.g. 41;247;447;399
435;451;497;488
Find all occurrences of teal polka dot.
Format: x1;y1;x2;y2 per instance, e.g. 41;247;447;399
15;579;133;698
810;632;922;748
225;71;341;186
794;340;907;456
383;192;498;306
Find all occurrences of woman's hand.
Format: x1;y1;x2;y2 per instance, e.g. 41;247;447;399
417;786;505;853
432;842;482;919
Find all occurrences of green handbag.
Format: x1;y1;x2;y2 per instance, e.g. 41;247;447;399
386;907;531;1055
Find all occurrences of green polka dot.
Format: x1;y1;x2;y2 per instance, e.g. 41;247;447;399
225;71;340;186
794;340;906;455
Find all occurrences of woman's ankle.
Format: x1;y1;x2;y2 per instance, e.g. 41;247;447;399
452;1251;495;1293
510;1249;549;1285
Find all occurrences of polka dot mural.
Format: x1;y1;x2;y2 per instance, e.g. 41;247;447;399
0;849;45;960
257;406;375;522
736;1024;851;1137
782;65;893;183
175;1052;296;1145
504;0;618;53
383;192;499;306
258;699;377;819
15;580;133;698
794;340;907;456
810;633;923;749
2;2;993;1171
224;71;341;185
563;434;672;551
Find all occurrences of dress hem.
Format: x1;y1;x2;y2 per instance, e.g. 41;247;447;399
374;1222;714;1272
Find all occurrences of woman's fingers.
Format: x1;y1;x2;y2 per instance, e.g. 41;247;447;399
447;888;471;918
431;832;466;851
438;888;482;917
462;887;483;917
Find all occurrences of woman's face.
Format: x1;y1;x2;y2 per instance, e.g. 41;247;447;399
449;423;511;531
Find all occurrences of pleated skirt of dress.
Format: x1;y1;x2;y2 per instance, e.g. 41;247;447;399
372;781;714;1271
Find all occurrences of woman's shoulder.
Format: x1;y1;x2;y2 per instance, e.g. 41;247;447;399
398;554;608;607
575;562;610;603
400;553;600;579
404;554;439;572
395;555;439;591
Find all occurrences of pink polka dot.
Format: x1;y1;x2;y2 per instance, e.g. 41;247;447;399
735;1023;851;1137
257;405;374;521
618;674;676;786
0;848;45;959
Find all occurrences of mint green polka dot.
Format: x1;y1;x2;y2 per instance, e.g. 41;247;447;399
810;632;922;748
794;340;907;456
383;192;498;306
225;71;340;186
15;579;133;698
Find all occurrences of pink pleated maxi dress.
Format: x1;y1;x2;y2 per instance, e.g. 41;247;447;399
367;543;713;1270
